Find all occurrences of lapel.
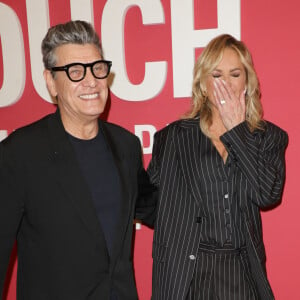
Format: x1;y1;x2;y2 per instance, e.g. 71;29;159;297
46;110;133;267
98;121;132;265
46;111;105;242
173;118;205;207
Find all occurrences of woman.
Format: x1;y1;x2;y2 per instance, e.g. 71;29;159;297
148;34;288;300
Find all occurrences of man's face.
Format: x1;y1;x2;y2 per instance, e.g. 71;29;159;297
44;43;108;125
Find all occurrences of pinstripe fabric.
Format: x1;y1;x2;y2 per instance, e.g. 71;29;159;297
147;118;288;300
186;246;258;300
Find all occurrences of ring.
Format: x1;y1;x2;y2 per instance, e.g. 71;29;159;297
220;99;226;105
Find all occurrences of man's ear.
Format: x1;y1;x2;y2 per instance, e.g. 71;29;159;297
43;69;57;98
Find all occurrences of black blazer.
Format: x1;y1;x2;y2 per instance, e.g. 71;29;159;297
148;118;288;300
0;110;155;300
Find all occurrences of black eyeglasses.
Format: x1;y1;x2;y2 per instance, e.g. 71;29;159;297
51;60;112;82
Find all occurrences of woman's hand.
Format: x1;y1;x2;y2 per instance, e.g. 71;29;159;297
213;78;246;130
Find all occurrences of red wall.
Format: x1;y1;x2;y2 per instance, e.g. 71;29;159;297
0;1;299;299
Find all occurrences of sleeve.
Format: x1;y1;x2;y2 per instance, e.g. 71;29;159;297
147;130;165;188
134;139;158;227
0;141;24;294
138;130;167;227
220;121;288;208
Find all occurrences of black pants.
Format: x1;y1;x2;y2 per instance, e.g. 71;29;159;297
186;244;259;300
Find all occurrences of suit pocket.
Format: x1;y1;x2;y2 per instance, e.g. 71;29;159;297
152;242;167;263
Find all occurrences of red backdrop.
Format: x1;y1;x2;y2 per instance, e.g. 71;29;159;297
0;1;299;299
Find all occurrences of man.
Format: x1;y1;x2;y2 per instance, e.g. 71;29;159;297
0;20;155;300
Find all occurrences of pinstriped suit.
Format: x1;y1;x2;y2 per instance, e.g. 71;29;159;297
147;118;288;300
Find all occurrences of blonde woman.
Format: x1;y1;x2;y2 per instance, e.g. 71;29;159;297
148;34;288;300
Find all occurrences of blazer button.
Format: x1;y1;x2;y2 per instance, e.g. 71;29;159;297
189;255;196;260
196;217;202;223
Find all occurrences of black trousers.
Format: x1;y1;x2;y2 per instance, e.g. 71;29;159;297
186;244;259;300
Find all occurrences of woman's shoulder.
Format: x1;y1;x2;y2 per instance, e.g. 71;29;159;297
263;120;288;137
259;120;289;147
157;118;199;135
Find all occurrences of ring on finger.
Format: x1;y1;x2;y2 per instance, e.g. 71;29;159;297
220;99;226;105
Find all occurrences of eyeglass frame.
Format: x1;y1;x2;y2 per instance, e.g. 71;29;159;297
50;60;112;82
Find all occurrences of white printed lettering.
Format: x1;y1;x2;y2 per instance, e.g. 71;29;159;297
0;130;8;141
0;3;25;107
134;124;157;154
70;0;94;24
26;0;51;102
102;0;167;101
171;0;241;97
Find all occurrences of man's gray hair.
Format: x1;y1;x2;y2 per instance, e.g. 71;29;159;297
41;20;102;70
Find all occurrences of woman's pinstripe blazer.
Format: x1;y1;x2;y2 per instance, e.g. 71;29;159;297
147;118;288;300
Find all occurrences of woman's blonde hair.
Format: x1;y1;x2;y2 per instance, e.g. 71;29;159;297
185;34;264;132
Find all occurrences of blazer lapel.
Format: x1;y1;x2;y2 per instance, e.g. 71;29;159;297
46;111;104;240
99;122;132;264
46;111;133;267
174;119;204;207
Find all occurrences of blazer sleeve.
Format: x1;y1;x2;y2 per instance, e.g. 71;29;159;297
141;129;169;226
147;129;167;188
0;140;25;294
134;139;157;226
220;121;288;208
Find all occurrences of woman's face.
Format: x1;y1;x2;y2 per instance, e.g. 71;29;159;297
206;48;247;106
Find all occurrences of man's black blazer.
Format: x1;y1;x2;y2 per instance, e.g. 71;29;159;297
0;110;154;300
